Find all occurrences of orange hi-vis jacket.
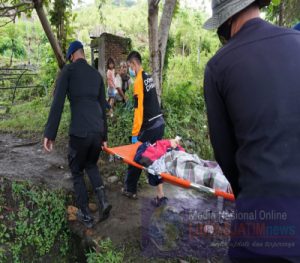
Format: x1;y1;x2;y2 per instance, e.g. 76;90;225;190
132;68;162;137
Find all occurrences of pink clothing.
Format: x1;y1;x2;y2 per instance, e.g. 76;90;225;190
107;69;115;88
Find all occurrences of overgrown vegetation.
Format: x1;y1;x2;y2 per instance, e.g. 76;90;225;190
0;0;216;159
86;238;124;263
1;0;298;262
0;97;70;138
0;178;70;262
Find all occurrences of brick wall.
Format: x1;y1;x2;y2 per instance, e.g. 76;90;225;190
104;34;131;71
91;33;132;83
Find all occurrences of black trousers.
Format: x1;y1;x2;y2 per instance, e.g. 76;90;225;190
124;124;165;194
68;133;104;210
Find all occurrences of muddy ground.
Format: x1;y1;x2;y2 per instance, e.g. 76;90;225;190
0;133;234;262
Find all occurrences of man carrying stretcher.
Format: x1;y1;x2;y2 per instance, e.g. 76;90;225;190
122;51;167;207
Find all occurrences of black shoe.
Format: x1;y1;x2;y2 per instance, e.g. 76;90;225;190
151;196;168;207
95;186;112;222
76;208;94;228
121;188;138;199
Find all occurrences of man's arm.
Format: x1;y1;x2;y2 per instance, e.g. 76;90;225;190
44;66;69;141
204;65;240;196
99;76;108;142
132;77;144;137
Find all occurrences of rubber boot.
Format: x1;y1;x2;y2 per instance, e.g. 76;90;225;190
95;186;112;222
76;208;94;228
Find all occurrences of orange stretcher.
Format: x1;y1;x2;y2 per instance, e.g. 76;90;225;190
104;143;235;202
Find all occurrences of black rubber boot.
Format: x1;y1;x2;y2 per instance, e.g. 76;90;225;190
95;186;112;222
76;208;94;228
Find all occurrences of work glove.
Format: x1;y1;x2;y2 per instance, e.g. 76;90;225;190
131;136;138;144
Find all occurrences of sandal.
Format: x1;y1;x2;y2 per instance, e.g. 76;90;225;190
121;188;138;199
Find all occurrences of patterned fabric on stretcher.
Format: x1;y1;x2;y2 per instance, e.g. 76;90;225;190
134;140;232;193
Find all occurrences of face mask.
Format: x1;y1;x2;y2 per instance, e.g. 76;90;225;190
217;20;232;45
129;67;136;77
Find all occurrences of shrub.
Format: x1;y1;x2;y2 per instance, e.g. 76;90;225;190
0;179;70;263
86;238;124;263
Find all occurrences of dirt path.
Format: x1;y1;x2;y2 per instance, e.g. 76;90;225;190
0;133;72;189
0;133;234;262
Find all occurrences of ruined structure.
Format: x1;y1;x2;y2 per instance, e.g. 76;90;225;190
90;33;132;81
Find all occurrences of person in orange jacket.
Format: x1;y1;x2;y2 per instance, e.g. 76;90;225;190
122;51;167;207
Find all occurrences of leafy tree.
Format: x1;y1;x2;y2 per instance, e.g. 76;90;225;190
0;22;26;66
266;0;300;27
33;0;65;68
0;0;65;68
49;0;74;55
0;0;33;27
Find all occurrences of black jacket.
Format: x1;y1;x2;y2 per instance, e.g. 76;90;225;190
204;18;300;197
44;59;108;141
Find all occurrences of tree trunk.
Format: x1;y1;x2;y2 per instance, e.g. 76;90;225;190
158;0;177;86
148;0;161;102
148;0;177;103
278;2;284;26
61;19;66;54
9;39;14;67
33;0;65;69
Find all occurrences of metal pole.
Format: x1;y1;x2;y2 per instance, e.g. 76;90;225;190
11;69;28;105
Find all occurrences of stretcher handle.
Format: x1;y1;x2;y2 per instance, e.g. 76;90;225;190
214;189;235;201
160;172;191;188
103;147;116;156
103;147;144;169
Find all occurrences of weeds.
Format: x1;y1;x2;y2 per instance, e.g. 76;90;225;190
0;179;70;263
86;238;124;263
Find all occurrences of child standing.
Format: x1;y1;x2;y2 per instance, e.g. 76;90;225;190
106;58;116;117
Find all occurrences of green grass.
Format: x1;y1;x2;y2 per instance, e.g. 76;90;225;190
0;82;214;160
0;96;70;138
86;238;125;263
162;84;213;159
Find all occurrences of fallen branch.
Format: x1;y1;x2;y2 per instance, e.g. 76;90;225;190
12;141;40;148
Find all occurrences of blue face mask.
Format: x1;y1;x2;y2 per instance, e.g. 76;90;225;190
129;67;136;77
